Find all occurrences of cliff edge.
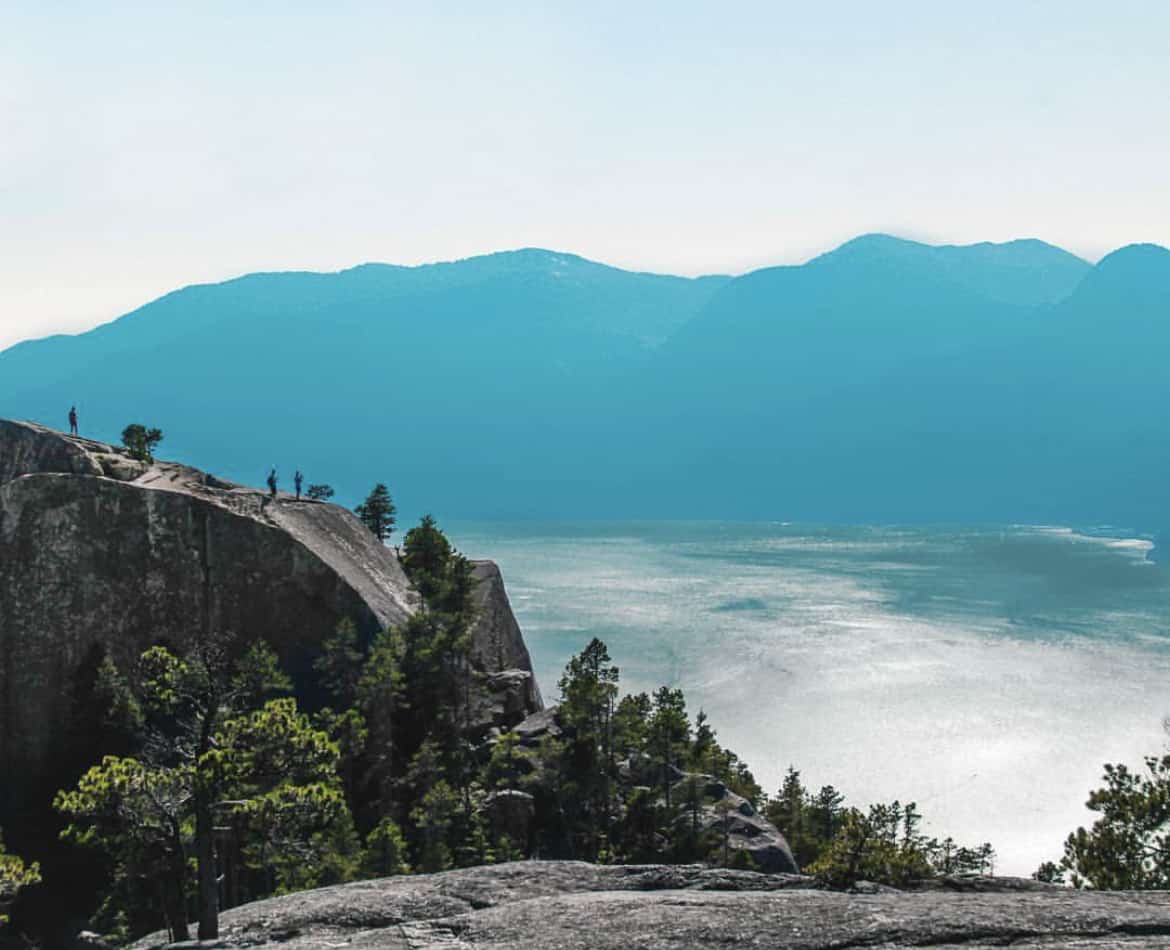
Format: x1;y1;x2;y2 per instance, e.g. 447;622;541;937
0;419;542;805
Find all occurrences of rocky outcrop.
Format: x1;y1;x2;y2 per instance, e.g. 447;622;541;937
467;562;542;732
505;707;798;874
0;419;542;804
673;772;797;874
127;859;1170;949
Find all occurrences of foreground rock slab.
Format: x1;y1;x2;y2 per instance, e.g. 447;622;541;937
130;860;1170;949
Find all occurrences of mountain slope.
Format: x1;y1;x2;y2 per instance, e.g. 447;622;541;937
607;237;1167;522
0;250;727;516
0;237;1164;525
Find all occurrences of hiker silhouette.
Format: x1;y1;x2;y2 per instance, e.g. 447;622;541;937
294;470;303;499
267;467;278;498
68;405;78;435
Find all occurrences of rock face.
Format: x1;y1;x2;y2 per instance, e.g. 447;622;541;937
0;419;543;806
468;562;543;729
127;860;1170;949
679;774;797;874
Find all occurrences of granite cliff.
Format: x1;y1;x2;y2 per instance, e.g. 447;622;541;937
127;860;1170;949
0;418;541;812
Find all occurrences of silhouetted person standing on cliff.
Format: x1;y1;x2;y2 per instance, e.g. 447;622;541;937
68;405;78;435
294;470;303;499
267;467;278;498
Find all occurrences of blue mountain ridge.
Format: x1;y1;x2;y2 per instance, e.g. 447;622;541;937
2;235;1166;528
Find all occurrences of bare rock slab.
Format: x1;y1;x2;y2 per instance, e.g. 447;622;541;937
127;860;1170;949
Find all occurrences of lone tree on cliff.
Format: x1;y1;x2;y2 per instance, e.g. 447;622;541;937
121;423;163;462
355;484;397;542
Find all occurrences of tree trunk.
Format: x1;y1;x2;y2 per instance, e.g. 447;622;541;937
195;794;219;939
165;845;191;942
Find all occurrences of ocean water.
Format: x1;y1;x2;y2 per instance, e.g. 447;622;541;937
453;521;1170;877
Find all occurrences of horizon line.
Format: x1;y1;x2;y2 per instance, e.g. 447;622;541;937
4;231;1166;355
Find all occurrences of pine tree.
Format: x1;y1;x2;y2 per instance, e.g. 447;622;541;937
0;830;41;928
767;766;815;868
648;687;689;812
1059;755;1170;889
557;638;620;859
401;515;453;603
54;640;343;940
361;818;411;876
315;618;364;708
120;424;163;462
355;484;397;542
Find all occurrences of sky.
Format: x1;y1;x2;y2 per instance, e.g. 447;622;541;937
2;1;1168;351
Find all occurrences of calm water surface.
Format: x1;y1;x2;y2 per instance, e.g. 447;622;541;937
452;522;1170;876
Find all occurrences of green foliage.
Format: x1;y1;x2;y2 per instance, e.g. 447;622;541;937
315;706;368;810
764;768;846;869
649;686;689;812
120;423;163;462
807;803;932;888
355;484;397;542
315;618;364;709
1058;755;1170;889
0;830;41;927
805;799;994;888
55;640;350;941
306;483;335;501
362;818;411;877
406;741;459;873
613;692;651;755
1033;860;1066;884
483;731;537;793
231;641;293;709
555;639;620;860
401;515;454;603
55;755;194;939
806;784;847;845
558;639;620;737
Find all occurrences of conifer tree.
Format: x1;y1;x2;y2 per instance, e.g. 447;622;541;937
55;640;346;940
355;484;397;542
1058;754;1170;888
557;638;620;858
0;831;40;928
648;687;689;811
121;423;163;462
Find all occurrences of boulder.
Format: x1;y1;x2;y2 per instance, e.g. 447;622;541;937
511;706;563;745
468;669;541;738
126;859;1170;950
671;773;799;874
0;419;543;811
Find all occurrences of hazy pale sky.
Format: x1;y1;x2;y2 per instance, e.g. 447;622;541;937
2;1;1167;350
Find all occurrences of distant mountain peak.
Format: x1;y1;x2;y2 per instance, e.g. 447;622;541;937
813;233;927;260
1095;242;1170;271
800;233;1091;306
1069;242;1170;305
